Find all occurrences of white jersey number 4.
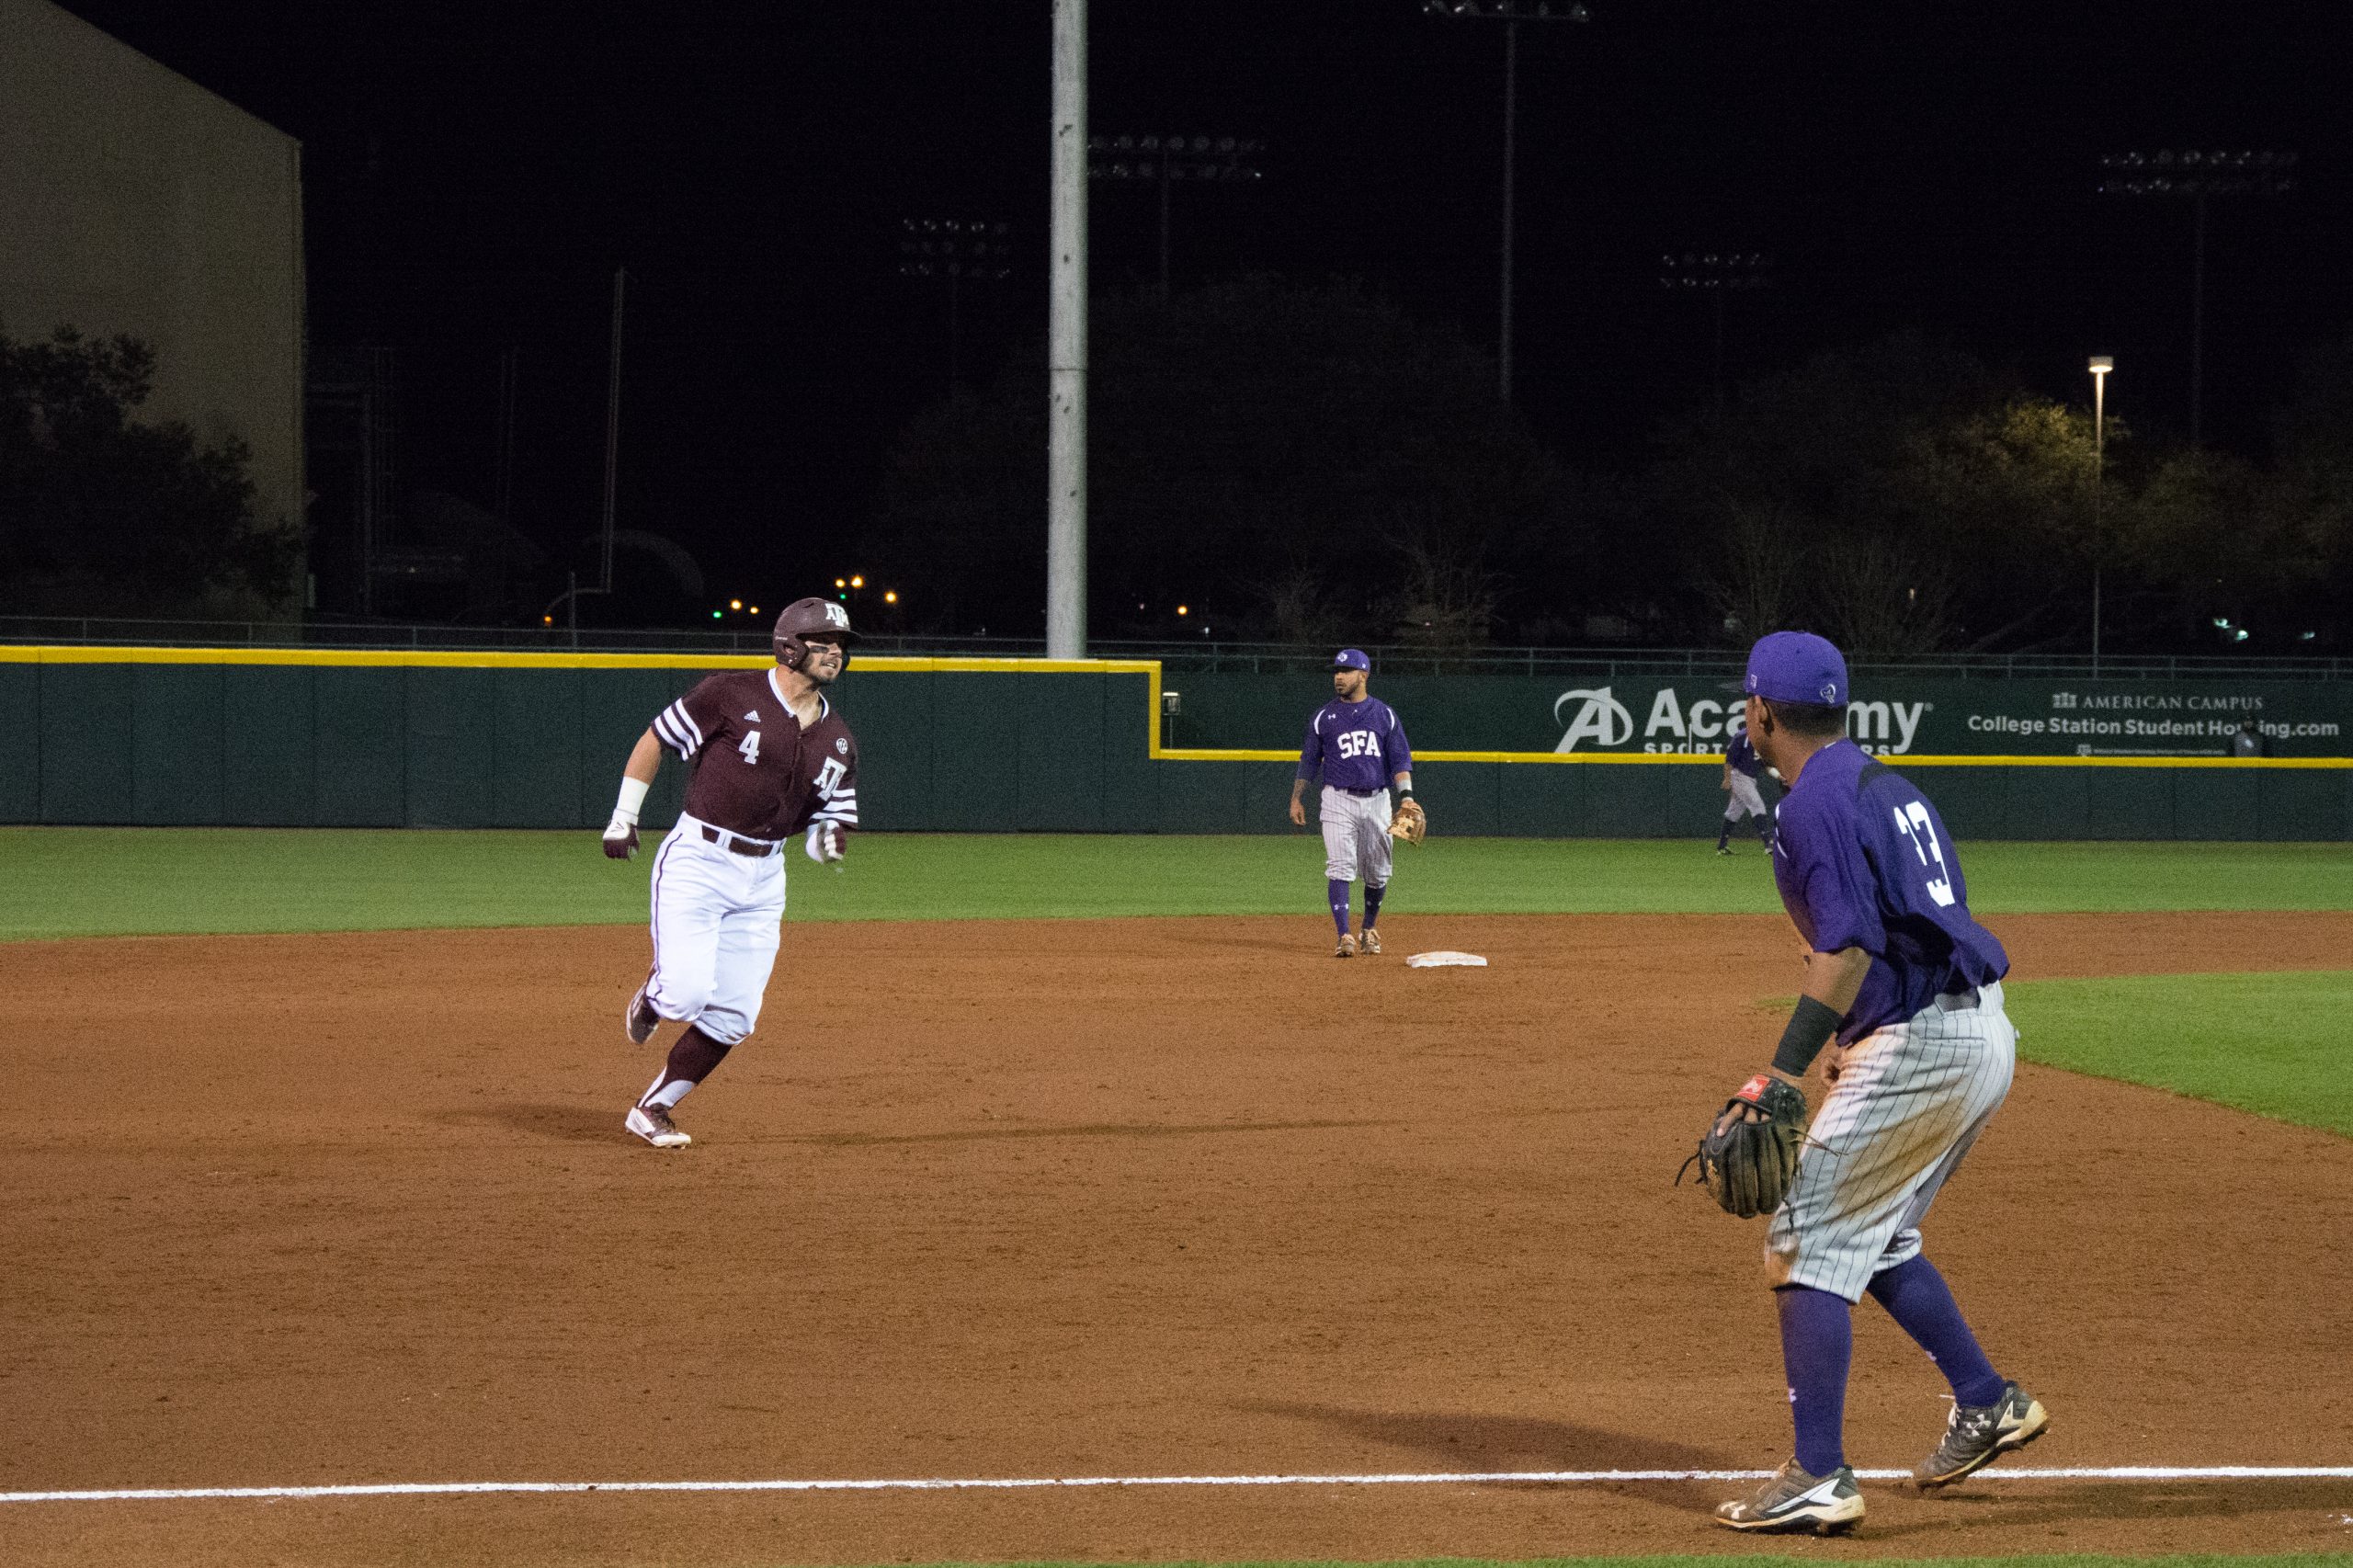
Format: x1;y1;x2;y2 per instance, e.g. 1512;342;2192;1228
1892;801;1957;907
738;731;761;766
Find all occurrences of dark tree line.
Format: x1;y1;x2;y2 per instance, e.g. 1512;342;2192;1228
874;284;2353;654
0;325;296;619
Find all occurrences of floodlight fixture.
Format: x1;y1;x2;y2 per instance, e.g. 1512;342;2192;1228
1087;132;1267;295
1660;249;1772;412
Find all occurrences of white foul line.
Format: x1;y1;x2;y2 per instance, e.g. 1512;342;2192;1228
6;1465;2352;1506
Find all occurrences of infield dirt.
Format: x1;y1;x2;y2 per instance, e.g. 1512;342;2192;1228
4;911;2351;1567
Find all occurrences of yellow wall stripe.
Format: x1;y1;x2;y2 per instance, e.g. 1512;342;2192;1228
5;645;2341;768
0;645;1155;676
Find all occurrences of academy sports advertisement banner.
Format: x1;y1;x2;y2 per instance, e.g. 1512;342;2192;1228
1166;673;2352;758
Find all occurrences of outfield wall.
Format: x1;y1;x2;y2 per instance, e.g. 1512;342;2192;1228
3;649;2348;840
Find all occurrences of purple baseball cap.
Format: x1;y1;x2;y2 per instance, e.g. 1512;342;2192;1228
1333;647;1370;671
1745;631;1848;706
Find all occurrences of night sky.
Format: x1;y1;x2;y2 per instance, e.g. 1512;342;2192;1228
56;0;2353;617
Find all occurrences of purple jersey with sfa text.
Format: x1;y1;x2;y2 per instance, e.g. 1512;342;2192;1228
1769;739;2008;1045
1725;732;1764;778
1297;696;1413;792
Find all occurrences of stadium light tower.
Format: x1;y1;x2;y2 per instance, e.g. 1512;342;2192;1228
2097;149;2296;446
1421;0;1591;403
1659;249;1771;415
2088;355;2112;672
1088;134;1265;299
895;219;1014;392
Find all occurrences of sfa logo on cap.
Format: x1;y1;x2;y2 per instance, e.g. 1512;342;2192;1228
1333;648;1371;671
1745;631;1849;706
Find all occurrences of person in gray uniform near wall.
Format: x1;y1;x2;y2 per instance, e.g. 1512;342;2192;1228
1288;648;1414;958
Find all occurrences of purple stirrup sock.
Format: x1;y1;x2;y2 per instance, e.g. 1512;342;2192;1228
1363;882;1385;927
1868;1255;2006;1407
1776;1285;1852;1477
1328;879;1352;938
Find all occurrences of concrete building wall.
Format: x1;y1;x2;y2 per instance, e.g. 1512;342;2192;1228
0;0;304;598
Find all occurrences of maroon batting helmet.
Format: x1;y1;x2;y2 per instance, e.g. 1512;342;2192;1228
773;597;859;671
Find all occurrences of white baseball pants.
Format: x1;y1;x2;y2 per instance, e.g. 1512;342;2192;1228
1320;785;1394;886
1724;772;1768;822
1766;981;2016;1301
644;814;787;1047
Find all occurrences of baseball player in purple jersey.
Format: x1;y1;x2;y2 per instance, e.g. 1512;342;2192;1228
1287;648;1414;957
600;597;861;1148
1716;729;1776;856
1712;631;2045;1534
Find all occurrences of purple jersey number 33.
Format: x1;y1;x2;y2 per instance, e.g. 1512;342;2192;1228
1770;741;2009;1045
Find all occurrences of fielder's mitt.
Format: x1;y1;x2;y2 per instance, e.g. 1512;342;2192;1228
1389;797;1428;845
1678;1072;1806;1218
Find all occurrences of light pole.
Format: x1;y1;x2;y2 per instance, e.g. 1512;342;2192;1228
2097;149;2295;446
2088;355;2111;672
1049;0;1086;660
1421;0;1590;403
1087;135;1264;299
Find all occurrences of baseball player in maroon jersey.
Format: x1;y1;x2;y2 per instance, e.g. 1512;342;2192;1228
601;597;861;1147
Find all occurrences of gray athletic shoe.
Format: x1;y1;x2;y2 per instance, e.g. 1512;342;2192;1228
625;1103;691;1148
1715;1460;1863;1533
1336;933;1357;959
1915;1382;2048;1489
1358;926;1382;956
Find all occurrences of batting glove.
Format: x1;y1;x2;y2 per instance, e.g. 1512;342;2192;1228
602;819;640;859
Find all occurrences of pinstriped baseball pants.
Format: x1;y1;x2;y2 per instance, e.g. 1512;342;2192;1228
1767;980;2016;1302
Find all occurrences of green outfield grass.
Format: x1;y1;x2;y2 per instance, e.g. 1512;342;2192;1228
4;828;2350;940
2006;971;2353;1138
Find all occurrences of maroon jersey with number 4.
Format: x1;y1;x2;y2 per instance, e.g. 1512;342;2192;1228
651;668;859;841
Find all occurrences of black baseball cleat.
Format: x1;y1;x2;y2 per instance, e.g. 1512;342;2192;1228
1914;1382;2049;1489
1714;1460;1865;1534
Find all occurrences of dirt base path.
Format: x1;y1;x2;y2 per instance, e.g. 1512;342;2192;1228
4;912;2350;1567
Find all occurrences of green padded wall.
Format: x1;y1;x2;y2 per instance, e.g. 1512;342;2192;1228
2;656;2344;840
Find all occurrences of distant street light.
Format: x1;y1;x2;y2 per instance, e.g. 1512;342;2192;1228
2089;355;2112;672
896;219;1014;392
1087;134;1265;298
1422;0;1591;403
1658;249;1771;415
2097;149;2296;446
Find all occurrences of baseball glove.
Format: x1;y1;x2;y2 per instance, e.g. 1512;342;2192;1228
1389;797;1428;845
1678;1072;1807;1218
